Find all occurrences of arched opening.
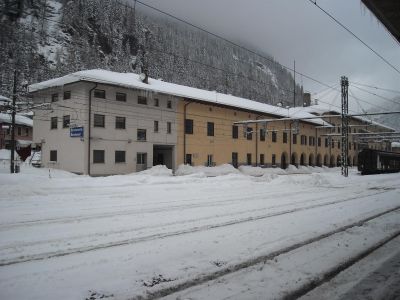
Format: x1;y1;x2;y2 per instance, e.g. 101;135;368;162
348;156;352;167
300;153;306;166
323;154;329;166
281;152;288;169
316;154;322;167
291;152;298;167
309;154;314;167
337;155;341;167
330;155;335;168
353;156;357;166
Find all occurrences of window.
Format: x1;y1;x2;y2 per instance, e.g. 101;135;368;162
115;116;126;129
63;115;70;128
260;129;266;141
63;91;71;100
207;154;214;167
272;131;277;143
137;152;147;165
51;93;58;102
247;153;252;165
25;128;29;136
154;98;159;107
50;150;57;162
167;100;172;109
309;136;314;146
154;121;159;133
137;129;146;141
185;154;192;165
246;127;253;140
301;135;307;145
138;95;147;105
332;140;335;148
167;122;172;134
283;132;287;144
338;141;341;149
17;127;21;136
349;142;352;150
293;134;297;144
232;152;238;168
325;138;328;148
207;122;214;136
93;150;105;163
116;92;127;102
94;114;105;128
51;117;58;129
115;151;126;163
185;119;193;134
338;127;341;133
318;137;321;147
232;125;238;139
272;154;276;166
260;154;265;165
94;89;105;99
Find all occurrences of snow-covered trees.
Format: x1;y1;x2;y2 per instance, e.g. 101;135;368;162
0;0;302;107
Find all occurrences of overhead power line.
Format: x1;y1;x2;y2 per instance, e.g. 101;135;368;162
307;0;400;75
350;81;400;95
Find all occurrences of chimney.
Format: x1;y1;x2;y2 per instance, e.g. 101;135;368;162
303;93;311;107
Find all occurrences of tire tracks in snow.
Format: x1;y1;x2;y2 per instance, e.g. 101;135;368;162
0;188;393;267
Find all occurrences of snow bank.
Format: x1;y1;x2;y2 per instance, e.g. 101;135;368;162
137;165;173;177
175;164;240;177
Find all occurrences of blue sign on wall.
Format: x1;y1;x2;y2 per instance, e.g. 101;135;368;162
70;127;84;137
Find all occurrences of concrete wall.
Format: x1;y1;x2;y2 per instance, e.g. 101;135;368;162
33;82;88;174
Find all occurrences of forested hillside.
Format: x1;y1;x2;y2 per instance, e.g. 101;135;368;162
1;0;303;106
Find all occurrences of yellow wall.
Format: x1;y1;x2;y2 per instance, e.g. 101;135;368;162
176;100;362;168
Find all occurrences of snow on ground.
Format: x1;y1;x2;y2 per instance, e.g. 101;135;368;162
0;164;399;300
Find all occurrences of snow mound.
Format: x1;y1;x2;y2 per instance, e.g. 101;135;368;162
175;164;240;177
137;165;173;176
238;166;265;177
239;165;287;177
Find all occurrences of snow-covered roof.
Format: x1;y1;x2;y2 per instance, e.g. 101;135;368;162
290;104;396;131
29;69;328;126
392;142;400;148
0;113;33;127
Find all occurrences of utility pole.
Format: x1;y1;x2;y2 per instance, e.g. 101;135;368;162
341;76;349;177
10;69;17;174
293;60;296;108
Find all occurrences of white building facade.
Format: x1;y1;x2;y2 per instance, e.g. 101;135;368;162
32;80;178;175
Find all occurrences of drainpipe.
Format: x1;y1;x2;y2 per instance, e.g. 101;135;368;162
289;122;292;166
255;114;263;166
183;100;192;164
87;83;98;176
315;127;318;166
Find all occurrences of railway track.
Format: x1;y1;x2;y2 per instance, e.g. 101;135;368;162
131;206;400;300
0;188;395;267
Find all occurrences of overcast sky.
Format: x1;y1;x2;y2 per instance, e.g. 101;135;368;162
137;0;400;112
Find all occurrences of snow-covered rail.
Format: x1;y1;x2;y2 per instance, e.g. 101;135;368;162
0;188;393;267
136;206;400;300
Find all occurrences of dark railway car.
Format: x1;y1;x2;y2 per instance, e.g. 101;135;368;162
358;149;400;175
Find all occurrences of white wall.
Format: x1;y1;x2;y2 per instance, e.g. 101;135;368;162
33;81;178;175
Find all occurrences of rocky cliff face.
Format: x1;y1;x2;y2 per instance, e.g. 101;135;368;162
1;0;302;106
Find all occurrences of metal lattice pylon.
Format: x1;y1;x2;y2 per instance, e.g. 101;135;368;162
341;76;349;177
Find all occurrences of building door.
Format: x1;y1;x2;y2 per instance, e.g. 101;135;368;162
153;145;174;169
232;152;238;168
